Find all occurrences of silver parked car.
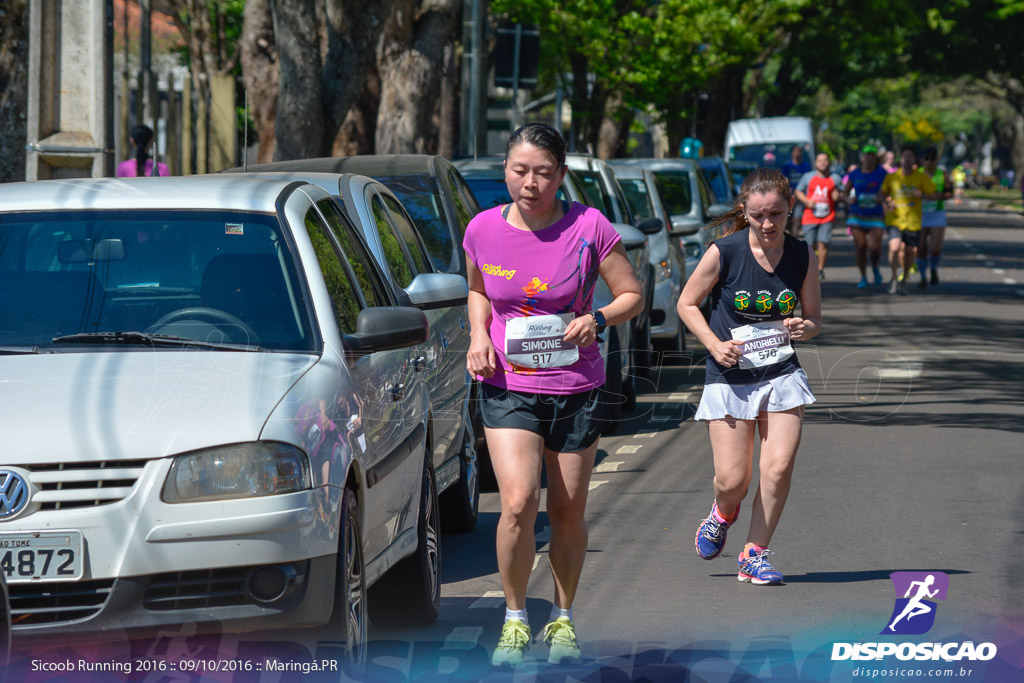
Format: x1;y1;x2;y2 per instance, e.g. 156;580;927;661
221;169;478;533
0;177;467;674
610;163;686;352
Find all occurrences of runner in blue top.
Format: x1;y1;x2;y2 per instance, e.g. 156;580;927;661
781;146;811;235
677;167;822;586
843;145;890;288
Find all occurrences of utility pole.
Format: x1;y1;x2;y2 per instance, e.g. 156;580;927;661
26;0;115;179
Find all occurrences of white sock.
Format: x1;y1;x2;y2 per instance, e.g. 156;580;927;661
549;606;573;622
505;607;528;625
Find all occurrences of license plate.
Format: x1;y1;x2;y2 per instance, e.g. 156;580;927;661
0;531;83;582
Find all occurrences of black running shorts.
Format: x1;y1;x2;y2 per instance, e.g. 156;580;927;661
479;382;608;453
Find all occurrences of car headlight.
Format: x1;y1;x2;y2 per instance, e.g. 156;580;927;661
162;442;311;503
656;259;672;282
682;241;703;261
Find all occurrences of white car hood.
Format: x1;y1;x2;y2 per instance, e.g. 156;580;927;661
0;351;318;464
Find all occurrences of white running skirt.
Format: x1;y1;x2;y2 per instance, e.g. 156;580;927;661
695;367;816;421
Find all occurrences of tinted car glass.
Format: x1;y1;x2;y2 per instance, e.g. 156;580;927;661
446;168;478;237
702;166;731;204
576;170;612;215
304;208;362;333
462;177;511;209
316;199;390;308
618;178;656;220
371;196;415;289
729;143;788;169
653;171;693;215
0;210;313;350
374;174;453;273
382;194;431;275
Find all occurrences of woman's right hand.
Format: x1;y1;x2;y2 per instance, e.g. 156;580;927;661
710;339;745;367
467;332;497;378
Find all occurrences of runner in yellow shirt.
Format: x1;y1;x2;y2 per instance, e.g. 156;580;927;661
881;146;939;295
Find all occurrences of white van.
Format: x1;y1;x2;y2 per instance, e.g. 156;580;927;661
725;117;814;172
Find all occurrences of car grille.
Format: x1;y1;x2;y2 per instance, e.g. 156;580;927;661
9;579;114;627
23;460;147;510
143;562;309;611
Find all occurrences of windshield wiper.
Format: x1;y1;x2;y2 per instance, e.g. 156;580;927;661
0;346;49;355
51;331;262;352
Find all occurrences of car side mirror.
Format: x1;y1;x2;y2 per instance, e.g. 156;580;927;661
708;203;734;220
403;273;469;310
635;217;664;235
669;217;703;236
344;307;428;355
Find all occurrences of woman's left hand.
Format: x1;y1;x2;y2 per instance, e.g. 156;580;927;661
784;316;810;341
563;314;599;349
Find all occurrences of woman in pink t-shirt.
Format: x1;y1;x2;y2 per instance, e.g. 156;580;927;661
115;124;169;177
464;123;643;667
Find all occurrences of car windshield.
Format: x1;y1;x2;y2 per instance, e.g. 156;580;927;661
0;210;314;351
618;178;656;220
701;165;731;203
652;171;692;216
462;176;512;210
575;170;613;217
728;143;797;169
374;174;454;273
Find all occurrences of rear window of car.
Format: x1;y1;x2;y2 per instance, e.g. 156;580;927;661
701;165;731;204
652;171;693;216
462;176;512;210
618;178;656;221
375;174;454;273
0;210;314;351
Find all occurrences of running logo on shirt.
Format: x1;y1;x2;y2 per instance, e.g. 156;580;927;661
734;290;752;311
482;263;517;279
755;290;773;313
776;289;797;315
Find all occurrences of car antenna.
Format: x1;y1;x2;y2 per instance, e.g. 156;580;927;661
243;89;249;171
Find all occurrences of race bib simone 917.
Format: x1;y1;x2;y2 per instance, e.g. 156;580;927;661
731;320;794;369
505;313;579;369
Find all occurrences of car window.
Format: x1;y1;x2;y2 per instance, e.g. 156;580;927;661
702;165;731;203
609;175;633;224
462;176;512;209
618;178;656;221
381;194;431;275
304;208;362;334
566;172;590;206
447;168;479;236
576;170;612;215
653;171;693;215
0;209;314;350
374;174;455;273
697;172;715;211
370;195;415;289
315;199;390;308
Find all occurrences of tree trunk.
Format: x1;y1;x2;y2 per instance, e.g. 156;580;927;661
0;0;28;183
240;0;278;162
375;0;460;155
333;61;380;156
702;65;746;157
270;0;324;160
596;91;632;159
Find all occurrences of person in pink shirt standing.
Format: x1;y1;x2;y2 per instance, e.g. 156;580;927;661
116;124;169;177
464;123;643;667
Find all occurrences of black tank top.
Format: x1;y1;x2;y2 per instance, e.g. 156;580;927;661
705;230;809;385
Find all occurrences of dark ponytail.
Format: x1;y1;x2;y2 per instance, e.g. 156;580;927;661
713;167;793;238
131;124;154;177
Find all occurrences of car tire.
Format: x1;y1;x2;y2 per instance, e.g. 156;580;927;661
328;487;367;680
369;461;441;626
632;314;653;378
603;335;624;434
440;423;479;533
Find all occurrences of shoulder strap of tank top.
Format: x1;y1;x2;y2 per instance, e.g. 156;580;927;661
502;204;511;220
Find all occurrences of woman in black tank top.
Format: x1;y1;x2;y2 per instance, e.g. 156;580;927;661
676;168;822;586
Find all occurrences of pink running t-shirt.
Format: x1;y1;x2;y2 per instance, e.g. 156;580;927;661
116;159;169;177
463;202;621;395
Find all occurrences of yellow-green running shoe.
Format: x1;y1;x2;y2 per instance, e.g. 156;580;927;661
543;616;582;664
491;619;530;667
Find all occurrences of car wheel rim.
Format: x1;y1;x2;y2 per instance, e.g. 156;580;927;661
425;474;440;596
346;519;366;671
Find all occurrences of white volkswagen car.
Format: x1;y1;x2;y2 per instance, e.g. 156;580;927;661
0;177;467;674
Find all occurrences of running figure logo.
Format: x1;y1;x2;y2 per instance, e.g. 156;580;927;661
882;571;949;635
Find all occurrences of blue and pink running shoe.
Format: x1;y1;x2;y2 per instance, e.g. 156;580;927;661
737;547;784;585
695;502;737;560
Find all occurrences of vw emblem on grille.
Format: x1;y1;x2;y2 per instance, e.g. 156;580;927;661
0;470;30;519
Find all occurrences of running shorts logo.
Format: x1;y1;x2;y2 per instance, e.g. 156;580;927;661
734;290;752;311
776;289;797;315
755;291;773;313
882;571;948;635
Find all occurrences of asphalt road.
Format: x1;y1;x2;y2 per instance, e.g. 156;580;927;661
9;205;1023;683
362;204;1024;682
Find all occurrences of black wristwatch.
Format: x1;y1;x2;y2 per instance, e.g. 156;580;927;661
588;310;607;335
